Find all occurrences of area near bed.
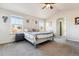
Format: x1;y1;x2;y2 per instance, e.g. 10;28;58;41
24;32;54;47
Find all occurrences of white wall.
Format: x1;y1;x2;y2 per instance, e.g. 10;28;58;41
0;8;44;44
23;16;44;31
46;9;79;42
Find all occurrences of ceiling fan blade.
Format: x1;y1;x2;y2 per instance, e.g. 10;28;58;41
50;6;53;9
45;3;55;4
41;3;55;9
51;3;56;4
42;6;46;9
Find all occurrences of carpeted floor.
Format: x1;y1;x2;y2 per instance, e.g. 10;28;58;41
0;40;79;56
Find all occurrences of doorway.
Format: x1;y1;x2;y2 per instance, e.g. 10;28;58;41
55;18;66;43
56;18;64;37
60;21;62;36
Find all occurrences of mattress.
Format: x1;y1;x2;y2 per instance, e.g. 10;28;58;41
24;32;53;39
24;32;53;44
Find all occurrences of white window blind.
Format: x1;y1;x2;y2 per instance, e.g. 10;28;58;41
10;16;23;34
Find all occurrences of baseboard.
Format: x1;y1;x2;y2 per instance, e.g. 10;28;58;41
67;39;79;43
0;40;15;45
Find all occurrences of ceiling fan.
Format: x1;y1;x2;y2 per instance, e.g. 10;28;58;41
41;3;55;9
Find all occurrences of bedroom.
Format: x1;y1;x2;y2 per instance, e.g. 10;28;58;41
0;3;79;56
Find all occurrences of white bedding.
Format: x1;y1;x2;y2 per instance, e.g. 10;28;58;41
24;32;53;45
24;32;53;38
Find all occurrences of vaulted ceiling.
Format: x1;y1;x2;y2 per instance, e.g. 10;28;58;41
0;3;79;19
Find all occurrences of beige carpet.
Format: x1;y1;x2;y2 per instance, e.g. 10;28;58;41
0;41;79;56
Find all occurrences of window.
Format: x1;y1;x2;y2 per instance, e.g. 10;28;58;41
37;20;44;32
46;21;52;31
10;16;23;34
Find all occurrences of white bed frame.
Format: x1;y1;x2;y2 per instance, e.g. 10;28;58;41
24;32;54;47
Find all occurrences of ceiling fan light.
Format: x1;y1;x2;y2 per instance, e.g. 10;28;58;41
46;4;50;8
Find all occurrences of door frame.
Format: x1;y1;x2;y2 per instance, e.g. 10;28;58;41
56;18;64;37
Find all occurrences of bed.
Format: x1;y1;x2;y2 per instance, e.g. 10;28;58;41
24;32;54;47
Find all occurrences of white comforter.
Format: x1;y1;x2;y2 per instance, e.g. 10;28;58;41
25;32;53;38
24;32;53;44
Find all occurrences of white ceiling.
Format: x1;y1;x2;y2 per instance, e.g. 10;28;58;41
0;3;79;19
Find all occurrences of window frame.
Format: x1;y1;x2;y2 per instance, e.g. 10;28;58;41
10;16;24;34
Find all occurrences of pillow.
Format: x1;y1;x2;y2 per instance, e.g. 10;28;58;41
24;29;28;32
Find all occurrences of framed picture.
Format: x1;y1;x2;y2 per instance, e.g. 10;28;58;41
75;17;79;25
